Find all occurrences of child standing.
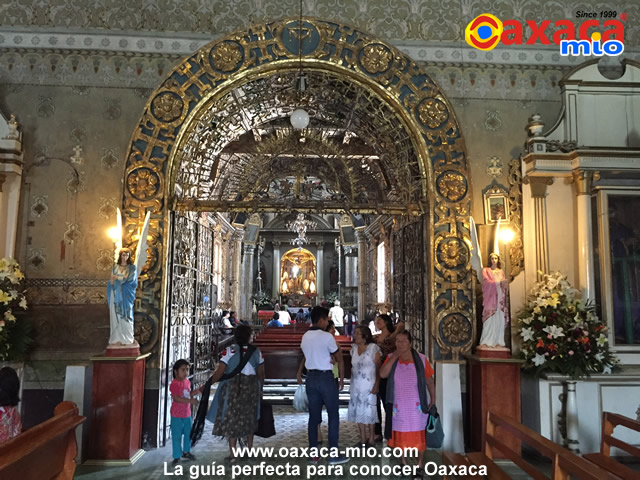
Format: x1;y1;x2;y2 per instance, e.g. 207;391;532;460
0;367;22;444
170;359;200;466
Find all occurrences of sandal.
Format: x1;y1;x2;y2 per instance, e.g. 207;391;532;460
224;456;237;464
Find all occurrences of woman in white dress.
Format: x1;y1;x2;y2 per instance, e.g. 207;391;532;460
478;253;510;348
348;325;381;447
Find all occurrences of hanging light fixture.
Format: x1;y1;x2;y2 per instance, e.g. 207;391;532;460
290;0;310;129
287;213;317;250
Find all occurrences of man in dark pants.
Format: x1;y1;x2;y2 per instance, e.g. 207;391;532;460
300;306;349;465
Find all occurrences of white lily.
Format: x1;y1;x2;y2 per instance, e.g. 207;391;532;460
533;354;546;366
520;327;535;342
543;325;565;339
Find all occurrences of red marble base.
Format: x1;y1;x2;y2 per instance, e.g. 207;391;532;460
87;353;150;463
466;354;523;458
475;347;511;359
105;345;140;357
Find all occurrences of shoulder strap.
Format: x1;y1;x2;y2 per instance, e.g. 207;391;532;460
220;344;257;381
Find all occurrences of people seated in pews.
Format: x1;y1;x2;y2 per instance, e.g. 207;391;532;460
267;312;283;328
229;311;238;326
295;308;306;323
380;330;435;477
0;367;22;445
169;360;202;466
278;305;291;325
222;311;232;329
348;326;381;448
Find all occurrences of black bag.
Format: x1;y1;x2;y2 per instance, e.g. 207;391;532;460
425;405;444;449
190;345;257;447
254;401;276;438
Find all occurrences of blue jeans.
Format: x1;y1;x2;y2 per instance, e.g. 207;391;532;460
170;416;192;459
306;370;339;451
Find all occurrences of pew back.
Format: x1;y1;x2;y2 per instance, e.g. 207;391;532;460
0;401;85;480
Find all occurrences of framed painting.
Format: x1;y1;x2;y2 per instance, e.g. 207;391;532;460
484;192;510;224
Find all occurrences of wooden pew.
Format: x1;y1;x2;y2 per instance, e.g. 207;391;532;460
583;412;640;480
443;410;618;480
0;401;85;480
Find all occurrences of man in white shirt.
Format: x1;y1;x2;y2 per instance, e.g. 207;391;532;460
300;306;349;465
328;300;344;335
278;306;291;325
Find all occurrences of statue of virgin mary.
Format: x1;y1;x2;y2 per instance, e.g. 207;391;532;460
107;210;151;347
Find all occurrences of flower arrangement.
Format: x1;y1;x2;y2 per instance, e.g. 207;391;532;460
325;291;340;304
518;271;618;379
0;258;31;362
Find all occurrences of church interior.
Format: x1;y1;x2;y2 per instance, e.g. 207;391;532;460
0;1;639;478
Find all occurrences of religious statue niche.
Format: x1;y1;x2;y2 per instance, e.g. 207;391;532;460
280;248;317;300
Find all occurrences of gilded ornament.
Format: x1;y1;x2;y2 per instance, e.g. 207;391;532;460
417;98;449;129
210;41;243;72
437;238;465;269
441;314;472;345
151;92;183;122
134;315;153;345
360;44;393;74
127;168;160;200
437;172;466;202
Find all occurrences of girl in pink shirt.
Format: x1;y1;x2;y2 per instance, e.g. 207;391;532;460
170;360;202;466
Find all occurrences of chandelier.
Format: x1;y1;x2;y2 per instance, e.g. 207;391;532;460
287;213;317;250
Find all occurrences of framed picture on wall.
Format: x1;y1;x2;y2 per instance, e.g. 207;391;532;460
484;193;509;223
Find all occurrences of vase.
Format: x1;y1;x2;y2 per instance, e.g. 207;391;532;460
563;380;580;453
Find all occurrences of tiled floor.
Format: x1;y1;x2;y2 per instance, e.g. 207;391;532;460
76;405;550;479
76;406;444;480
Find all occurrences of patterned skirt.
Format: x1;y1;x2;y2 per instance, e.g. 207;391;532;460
212;374;260;438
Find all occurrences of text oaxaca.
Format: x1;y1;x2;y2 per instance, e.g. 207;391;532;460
465;13;624;57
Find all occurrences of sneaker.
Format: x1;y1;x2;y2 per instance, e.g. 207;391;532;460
309;456;319;464
182;452;196;461
171;458;180;466
329;456;350;465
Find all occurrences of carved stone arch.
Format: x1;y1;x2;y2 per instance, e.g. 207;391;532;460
122;17;474;361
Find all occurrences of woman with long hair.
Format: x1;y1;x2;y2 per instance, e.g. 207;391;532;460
373;313;395;441
348;326;381;447
206;324;265;463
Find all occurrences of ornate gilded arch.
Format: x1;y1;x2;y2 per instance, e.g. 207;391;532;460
123;18;474;361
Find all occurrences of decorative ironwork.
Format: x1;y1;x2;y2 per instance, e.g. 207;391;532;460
161;212;218;445
393;220;425;352
121;17;473;362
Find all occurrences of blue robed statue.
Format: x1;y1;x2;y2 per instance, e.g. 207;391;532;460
107;209;151;347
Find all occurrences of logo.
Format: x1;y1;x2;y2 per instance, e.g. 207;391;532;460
465;14;625;56
465;14;503;51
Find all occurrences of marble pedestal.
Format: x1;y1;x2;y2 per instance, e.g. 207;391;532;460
466;354;523;456
85;351;149;466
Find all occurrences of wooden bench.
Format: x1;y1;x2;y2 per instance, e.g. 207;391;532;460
583;412;640;480
0;401;85;480
442;410;618;480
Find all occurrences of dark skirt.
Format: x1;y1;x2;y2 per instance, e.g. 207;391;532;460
212;374;260;438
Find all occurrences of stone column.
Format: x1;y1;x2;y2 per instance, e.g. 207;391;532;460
241;244;256;321
573;170;598;299
232;233;243;313
272;241;281;299
526;176;554;280
0;114;23;259
356;231;367;321
315;242;324;302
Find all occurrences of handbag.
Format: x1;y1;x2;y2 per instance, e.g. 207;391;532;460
254;401;276;438
425;405;445;449
293;384;309;412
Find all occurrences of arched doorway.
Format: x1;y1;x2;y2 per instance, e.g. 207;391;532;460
121;17;474;442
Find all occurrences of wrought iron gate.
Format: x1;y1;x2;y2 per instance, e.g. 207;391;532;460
392;219;426;352
161;212;219;445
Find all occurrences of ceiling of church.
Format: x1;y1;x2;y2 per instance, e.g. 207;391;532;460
174;69;422;214
1;0;638;46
